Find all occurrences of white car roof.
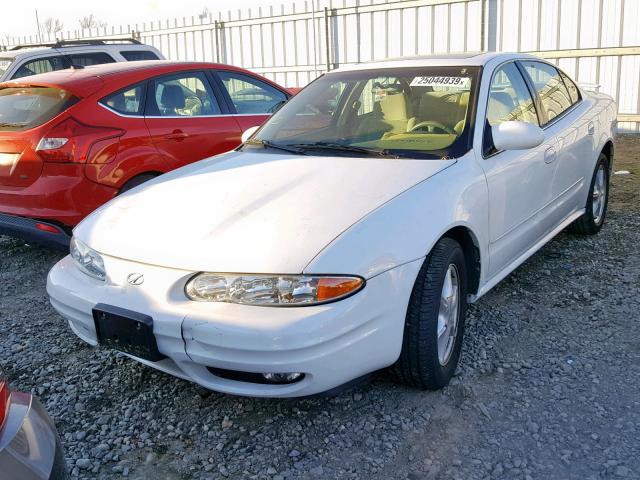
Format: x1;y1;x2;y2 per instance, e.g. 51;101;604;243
0;43;158;61
332;52;542;73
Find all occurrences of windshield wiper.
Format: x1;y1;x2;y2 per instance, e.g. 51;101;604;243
245;139;308;155
287;142;400;159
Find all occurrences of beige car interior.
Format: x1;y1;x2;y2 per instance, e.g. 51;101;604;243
357;89;469;134
353;85;470;151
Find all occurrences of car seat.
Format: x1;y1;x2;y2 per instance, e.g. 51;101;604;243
487;91;517;125
160;84;186;116
355;93;410;139
408;91;470;134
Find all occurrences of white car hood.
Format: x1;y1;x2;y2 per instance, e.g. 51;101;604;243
76;151;455;274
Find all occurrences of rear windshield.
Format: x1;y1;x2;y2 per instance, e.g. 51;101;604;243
0;86;78;131
0;58;13;77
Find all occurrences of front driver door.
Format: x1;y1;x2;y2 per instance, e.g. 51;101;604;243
479;62;556;279
144;71;242;168
213;70;288;134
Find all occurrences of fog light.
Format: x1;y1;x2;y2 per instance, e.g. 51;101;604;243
262;372;303;383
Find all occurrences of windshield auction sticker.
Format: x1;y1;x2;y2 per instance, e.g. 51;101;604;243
410;76;470;88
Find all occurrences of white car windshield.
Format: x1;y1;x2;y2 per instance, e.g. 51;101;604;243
250;66;480;159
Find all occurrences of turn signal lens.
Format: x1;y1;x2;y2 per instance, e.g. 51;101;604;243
316;277;365;301
185;274;364;306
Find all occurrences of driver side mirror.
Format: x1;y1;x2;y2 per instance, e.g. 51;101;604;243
491;121;544;151
241;125;260;143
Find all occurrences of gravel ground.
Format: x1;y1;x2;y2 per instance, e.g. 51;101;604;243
1;136;639;480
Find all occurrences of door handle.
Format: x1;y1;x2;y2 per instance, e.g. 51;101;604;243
587;122;595;136
544;147;557;164
165;130;189;141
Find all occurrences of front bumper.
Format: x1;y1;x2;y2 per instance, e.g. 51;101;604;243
0;391;68;480
47;254;422;397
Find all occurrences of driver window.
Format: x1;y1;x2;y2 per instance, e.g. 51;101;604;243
487;63;539;127
151;73;220;117
484;63;539;156
217;71;288;114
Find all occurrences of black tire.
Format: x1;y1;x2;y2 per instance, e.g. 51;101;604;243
567;153;610;235
119;173;158;195
391;237;467;390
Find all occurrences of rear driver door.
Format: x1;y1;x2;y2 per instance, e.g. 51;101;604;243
479;62;555;279
144;71;241;168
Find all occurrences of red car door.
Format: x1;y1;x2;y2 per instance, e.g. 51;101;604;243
213;70;289;135
144;70;241;168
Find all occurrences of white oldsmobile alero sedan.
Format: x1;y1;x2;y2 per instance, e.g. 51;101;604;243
47;53;616;397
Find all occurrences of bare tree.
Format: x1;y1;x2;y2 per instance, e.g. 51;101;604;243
198;8;211;23
43;18;64;37
79;14;107;30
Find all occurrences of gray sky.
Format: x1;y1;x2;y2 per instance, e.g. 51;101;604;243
1;0;288;39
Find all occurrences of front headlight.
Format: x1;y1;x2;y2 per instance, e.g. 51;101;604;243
70;237;106;281
185;273;364;306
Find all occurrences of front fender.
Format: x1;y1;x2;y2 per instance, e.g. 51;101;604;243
304;154;489;283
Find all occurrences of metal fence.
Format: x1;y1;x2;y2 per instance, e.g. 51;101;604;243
2;0;639;131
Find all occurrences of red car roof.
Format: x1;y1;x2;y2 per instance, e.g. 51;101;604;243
0;61;285;98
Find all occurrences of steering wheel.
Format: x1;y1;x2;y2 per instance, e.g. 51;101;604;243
409;121;457;135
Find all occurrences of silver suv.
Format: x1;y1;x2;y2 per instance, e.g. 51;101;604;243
0;38;164;82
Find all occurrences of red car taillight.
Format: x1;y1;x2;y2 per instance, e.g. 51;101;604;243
36;117;124;163
0;380;10;430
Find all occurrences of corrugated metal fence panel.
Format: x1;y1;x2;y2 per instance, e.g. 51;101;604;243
1;0;638;131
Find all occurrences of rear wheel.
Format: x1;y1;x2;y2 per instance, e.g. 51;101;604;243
119;173;158;195
391;237;467;390
567;153;610;235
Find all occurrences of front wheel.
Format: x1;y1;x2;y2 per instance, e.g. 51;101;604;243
391;237;467;390
567;153;610;235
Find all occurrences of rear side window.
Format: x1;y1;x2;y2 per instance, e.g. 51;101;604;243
559;71;581;104
101;84;145;115
13;56;69;79
217;71;287;114
67;52;116;67
121;50;159;61
521;61;573;124
149;72;221;116
0;86;78;131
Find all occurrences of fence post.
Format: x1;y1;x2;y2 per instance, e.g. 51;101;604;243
214;20;220;62
485;0;498;52
324;7;331;71
217;21;227;64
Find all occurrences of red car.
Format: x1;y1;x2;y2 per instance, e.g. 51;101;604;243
0;61;292;248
